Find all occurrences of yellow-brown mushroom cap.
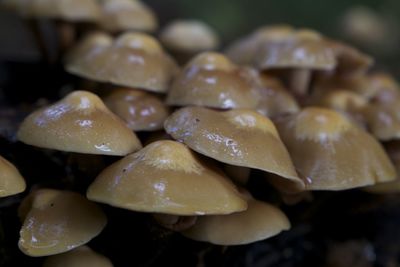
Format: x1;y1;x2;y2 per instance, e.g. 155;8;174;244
275;107;396;190
17;90;142;156
104;88;169;131
182;196;290;245
19;189;107;257
0;155;26;197
164;107;302;185
98;0;158;32
66;32;178;93
160;20;219;52
364;101;400;141
87;140;247;215
43;246;113;267
166;52;261;109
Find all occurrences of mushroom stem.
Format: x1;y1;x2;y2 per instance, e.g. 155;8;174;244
153;214;197;231
26;19;53;63
223;165;250;185
289;69;312;97
56;20;76;53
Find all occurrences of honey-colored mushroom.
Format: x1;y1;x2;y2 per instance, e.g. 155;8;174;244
104;88;169;131
183;194;290;245
43;246;113;267
166;52;261;109
275;107;396;190
0;155;26;197
66;32;178;93
87;140;247;215
19;189;107;257
17;90;142;156
364;101;400;141
97;0;158;33
164;107;303;188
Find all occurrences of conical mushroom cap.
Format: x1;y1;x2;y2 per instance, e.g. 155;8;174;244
87;140;247;215
43;246;113;267
19;189;107;257
0;155;26;197
165;107;302;186
275;107;396;190
17;91;142;156
183;196;290;245
166;52;261;109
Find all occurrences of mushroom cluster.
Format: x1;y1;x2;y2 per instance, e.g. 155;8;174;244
1;1;400;266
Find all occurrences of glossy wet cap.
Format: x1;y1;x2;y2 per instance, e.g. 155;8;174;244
43;246;113;267
165;107;303;187
0;155;26;197
19;189;107;257
66;32;178;93
166;52;261;109
160;20;219;52
98;0;157;32
275;107;396;190
17;90;142;156
104;88;169;131
364;101;400;141
183;194;290;245
87;140;247;215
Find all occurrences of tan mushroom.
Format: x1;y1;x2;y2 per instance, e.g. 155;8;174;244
66;32;178;93
182;194;290;245
166;52;261;109
0;155;26;197
164;107;303;188
19;189;107;257
104;88;169;131
43;246;113;267
364;101;400;141
275;107;396;190
17;90;142;156
87;140;247;215
97;0;158;33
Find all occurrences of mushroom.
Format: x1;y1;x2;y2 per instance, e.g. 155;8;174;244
0;155;26;197
18;189;107;256
160;20;220;64
166;52;261;109
103;88;169;131
274;107;396;190
164;107;304;189
17;90;142;156
97;0;158;33
87;140;247;216
182;193;290;245
43;246;113;267
66;32;179;93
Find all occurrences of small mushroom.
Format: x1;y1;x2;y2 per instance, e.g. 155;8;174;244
17;90;142;156
166;52;261;109
43;246;113;267
97;0;158;33
66;32;178;93
0;155;26;197
164;107;303;188
87;140;247;215
275;107;396;190
18;189;107;256
182;194;290;245
103;88;170;131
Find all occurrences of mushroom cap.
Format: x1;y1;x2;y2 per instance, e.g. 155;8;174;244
19;189;107;257
17;90;142;156
164;107;302;185
66;32;178;93
275;107;396;190
182;196;290;245
160;20;219;52
166;52;261;109
0;155;26;197
256;74;300;117
364;101;400;141
98;0;158;33
104;88;169;131
43;246;113;267
87;140;247;215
